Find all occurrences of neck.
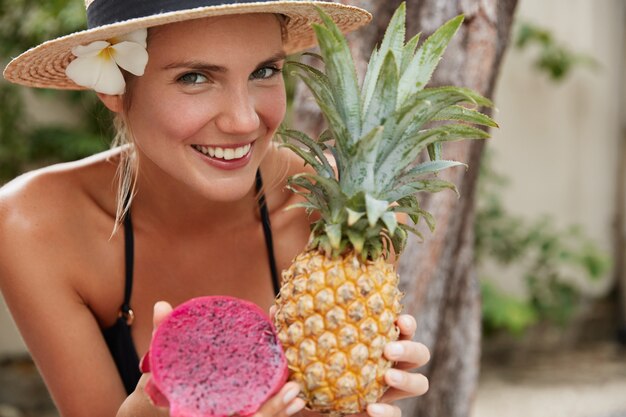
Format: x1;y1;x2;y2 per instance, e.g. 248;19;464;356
130;165;261;236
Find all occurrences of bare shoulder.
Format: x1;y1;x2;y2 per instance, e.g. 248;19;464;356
0;148;120;242
0;148;122;296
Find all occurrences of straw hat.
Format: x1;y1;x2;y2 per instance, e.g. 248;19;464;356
3;0;371;91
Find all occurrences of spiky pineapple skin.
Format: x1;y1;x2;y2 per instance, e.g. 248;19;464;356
273;250;403;414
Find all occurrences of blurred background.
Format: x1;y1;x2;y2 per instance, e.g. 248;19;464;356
0;0;625;416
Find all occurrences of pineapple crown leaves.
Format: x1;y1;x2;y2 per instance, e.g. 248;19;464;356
280;2;497;260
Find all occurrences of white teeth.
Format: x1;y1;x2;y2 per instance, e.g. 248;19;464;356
193;143;251;160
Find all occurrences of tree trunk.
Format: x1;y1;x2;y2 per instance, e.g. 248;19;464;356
291;1;518;416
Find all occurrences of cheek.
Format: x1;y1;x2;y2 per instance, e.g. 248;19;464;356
132;88;214;142
257;86;286;131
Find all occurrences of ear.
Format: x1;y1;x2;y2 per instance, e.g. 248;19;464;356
97;93;124;113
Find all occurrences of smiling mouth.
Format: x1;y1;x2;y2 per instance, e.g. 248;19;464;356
191;143;252;160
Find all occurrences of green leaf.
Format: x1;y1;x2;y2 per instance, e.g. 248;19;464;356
279;128;335;178
427;143;443;161
376;86;490;186
416;124;491;149
287;176;330;217
325;223;342;249
399;222;424;241
318;129;334;143
381;211;398;235
347;229;365;253
390;226;408;255
387;179;458;202
380;124;489;185
421;209;437;232
400;32;421;75
287;60;351;157
394;195;421;224
362;2;406;115
401;160;467;181
342;126;384;195
362;51;399;136
398;15;465;107
292;172;346;222
346;208;365;226
284;201;319;212
313;8;362;142
433;105;499;127
365;194;389;227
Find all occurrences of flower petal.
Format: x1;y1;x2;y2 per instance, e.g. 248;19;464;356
93;57;126;95
71;40;110;57
66;55;104;89
116;28;148;48
111;41;149;76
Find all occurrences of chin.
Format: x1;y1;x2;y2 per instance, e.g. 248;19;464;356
196;171;259;202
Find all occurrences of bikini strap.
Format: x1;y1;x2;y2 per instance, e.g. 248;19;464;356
255;170;280;296
121;206;135;325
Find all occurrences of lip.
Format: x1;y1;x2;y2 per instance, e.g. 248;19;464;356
191;142;254;171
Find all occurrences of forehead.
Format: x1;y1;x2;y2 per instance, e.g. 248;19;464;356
147;14;284;60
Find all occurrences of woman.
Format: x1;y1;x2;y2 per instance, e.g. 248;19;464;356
0;1;430;416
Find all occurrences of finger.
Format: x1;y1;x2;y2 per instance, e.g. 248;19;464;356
269;305;277;321
367;403;402;417
252;382;305;417
384;341;430;370
141;301;173;373
382;370;429;401
153;301;173;331
396;314;416;340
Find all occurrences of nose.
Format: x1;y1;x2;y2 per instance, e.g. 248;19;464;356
214;85;260;135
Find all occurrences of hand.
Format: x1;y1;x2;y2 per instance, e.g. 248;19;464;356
251;382;306;417
116;301;174;416
366;314;430;417
132;303;306;417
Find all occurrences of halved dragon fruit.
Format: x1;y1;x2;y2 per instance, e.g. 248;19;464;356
143;296;289;417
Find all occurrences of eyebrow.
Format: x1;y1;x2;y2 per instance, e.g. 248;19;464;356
162;51;287;72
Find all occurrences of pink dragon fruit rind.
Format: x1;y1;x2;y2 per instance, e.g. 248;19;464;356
147;296;288;417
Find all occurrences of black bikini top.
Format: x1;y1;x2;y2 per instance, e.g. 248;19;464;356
102;170;280;394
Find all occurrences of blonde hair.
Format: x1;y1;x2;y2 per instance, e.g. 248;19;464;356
110;112;138;234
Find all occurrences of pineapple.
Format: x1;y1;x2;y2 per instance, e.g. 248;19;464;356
273;3;497;414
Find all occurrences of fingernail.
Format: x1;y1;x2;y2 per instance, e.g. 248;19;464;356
386;342;404;358
283;386;300;404
139;350;151;373
399;315;414;327
387;369;404;385
286;399;305;416
368;404;385;416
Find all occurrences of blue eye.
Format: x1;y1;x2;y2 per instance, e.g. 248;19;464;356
250;66;282;80
178;72;209;85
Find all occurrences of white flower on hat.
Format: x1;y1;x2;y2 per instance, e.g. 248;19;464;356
65;29;149;95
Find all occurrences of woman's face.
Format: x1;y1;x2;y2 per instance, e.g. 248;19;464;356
125;14;286;201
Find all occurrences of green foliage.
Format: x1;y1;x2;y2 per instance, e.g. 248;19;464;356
515;21;600;81
0;83;27;180
475;152;612;337
0;0;112;184
0;0;85;57
481;281;538;336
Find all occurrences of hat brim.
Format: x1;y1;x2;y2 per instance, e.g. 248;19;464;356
3;1;371;91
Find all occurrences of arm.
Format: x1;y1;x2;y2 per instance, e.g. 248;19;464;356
0;179;128;417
